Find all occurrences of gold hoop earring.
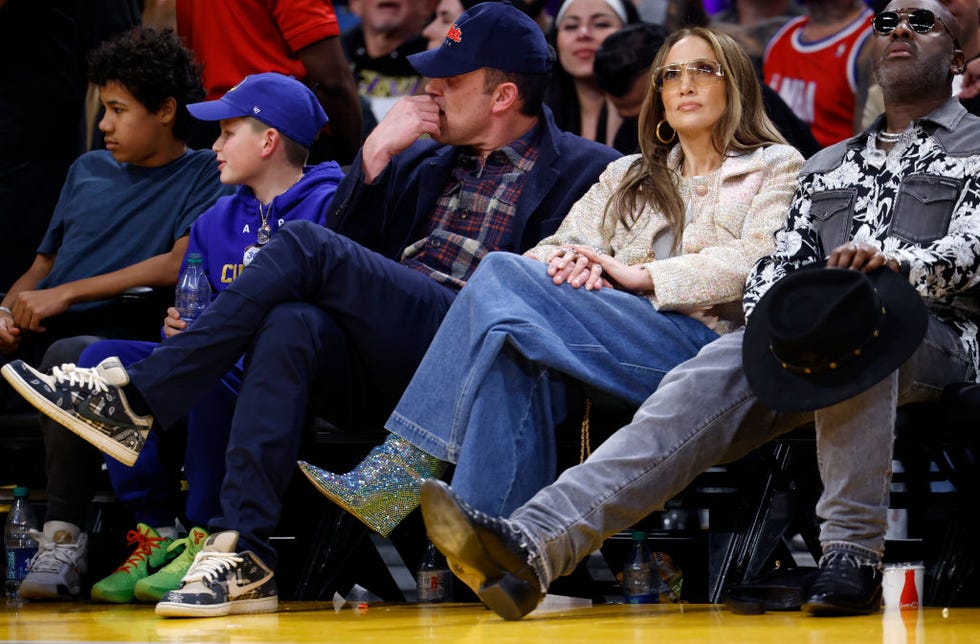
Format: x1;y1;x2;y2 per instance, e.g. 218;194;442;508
656;120;676;145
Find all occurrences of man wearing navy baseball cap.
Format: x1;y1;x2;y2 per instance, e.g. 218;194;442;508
357;1;568;183
1;2;618;617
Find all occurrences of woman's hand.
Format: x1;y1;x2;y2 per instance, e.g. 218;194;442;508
572;245;655;293
545;247;611;290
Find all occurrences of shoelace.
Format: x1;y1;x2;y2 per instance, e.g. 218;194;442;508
166;535;191;555
51;363;109;393
114;529;168;573
27;529;81;573
182;551;243;584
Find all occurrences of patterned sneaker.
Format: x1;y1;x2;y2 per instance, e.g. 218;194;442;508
155;531;278;618
1;358;152;466
18;522;88;600
134;527;209;603
91;524;176;603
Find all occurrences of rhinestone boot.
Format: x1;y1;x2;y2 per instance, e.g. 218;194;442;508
298;435;446;536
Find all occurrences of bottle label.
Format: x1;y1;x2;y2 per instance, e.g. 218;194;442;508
6;547;36;583
417;570;451;602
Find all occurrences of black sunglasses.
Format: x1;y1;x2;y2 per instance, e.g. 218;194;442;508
871;8;952;39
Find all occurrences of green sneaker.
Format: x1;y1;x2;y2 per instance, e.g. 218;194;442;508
134;526;209;602
90;524;176;603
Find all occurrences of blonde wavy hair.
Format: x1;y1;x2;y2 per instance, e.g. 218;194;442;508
602;27;786;251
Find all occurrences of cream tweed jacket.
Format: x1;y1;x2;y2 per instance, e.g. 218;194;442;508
525;143;803;331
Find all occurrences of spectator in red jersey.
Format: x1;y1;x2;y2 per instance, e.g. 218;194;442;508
763;0;874;147
176;0;362;164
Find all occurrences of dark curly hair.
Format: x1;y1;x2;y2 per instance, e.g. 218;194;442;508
88;27;204;142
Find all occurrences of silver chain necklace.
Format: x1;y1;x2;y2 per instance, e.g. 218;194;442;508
256;202;272;245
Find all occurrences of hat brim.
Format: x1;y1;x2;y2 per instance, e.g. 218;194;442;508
743;265;928;413
407;48;481;79
186;97;249;122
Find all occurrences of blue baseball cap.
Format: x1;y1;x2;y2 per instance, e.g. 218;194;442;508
408;1;551;78
186;72;328;148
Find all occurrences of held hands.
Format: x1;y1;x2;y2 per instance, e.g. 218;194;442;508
565;245;655;293
826;241;900;273
162;307;187;338
361;96;442;182
546;246;611;290
545;245;654;292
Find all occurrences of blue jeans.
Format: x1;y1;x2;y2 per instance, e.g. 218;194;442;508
386;252;719;515
508;317;972;588
79;339;240;529
122;222;457;565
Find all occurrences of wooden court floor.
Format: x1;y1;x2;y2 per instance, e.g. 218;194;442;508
4;599;980;643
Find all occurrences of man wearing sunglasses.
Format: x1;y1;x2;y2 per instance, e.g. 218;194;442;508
418;0;980;620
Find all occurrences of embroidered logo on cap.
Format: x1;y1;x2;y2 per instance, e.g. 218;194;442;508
253;106;261;114
447;24;462;43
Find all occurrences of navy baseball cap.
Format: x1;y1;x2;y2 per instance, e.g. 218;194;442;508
408;1;551;78
186;72;328;148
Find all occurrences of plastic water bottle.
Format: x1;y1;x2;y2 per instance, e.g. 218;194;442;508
416;541;451;603
5;487;39;600
622;531;659;604
175;253;212;324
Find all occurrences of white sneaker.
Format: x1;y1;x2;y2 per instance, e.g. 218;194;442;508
19;521;88;600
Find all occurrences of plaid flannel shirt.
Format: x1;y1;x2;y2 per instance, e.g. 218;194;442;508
401;124;541;290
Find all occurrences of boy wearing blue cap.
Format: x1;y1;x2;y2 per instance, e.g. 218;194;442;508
17;73;344;607
4;1;618;618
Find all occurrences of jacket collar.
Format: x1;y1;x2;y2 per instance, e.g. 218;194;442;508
666;144;770;180
863;96;965;146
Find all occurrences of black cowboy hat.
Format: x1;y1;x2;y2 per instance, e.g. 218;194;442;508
743;265;928;412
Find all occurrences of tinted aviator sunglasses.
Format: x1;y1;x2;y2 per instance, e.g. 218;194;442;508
653;59;724;91
871;8;953;39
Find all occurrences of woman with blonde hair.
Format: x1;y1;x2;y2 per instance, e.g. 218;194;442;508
300;28;805;535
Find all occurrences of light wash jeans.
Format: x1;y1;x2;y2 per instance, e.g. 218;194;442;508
510;315;973;589
386;252;719;515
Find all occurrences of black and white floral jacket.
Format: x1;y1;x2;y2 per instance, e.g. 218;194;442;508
744;98;980;379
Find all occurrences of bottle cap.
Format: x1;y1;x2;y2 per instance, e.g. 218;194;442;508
631;530;647;541
186;253;203;264
12;486;28;497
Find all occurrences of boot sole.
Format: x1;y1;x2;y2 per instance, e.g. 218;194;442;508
803;587;882;616
2;364;139;466
421;481;541;620
156;595;278;618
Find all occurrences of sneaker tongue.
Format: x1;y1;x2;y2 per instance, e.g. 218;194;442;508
188;527;209;548
202;531;239;553
43;521;80;544
137;522;161;537
95;357;130;386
